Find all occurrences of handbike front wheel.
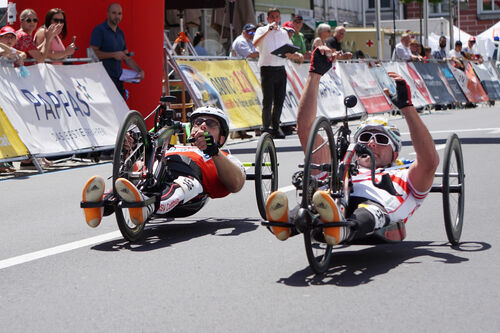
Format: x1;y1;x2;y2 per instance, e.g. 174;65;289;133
112;111;151;242
254;132;279;220
302;117;337;274
442;133;465;245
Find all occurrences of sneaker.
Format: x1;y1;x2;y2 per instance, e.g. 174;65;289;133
114;178;154;225
312;190;347;245
82;176;105;228
265;191;290;241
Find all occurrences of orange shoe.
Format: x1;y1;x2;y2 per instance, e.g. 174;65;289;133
114;178;154;225
82;176;105;228
265;191;290;241
312;190;347;245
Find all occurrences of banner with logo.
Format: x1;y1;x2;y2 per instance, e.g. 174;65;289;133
406;62;435;105
470;62;500;100
0;106;29;160
412;62;455;105
371;65;397;96
383;62;429;108
437;63;468;103
339;62;393;114
0;63;129;155
177;60;262;129
463;62;489;103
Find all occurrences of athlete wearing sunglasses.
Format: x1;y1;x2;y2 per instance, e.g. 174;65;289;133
265;49;439;246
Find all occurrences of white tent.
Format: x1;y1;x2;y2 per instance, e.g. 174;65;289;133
477;21;500;59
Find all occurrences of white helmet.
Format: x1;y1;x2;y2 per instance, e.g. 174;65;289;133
190;106;230;146
353;117;402;152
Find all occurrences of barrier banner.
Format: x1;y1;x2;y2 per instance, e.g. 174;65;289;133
463;62;489;103
339;62;392;114
406;62;434;105
383;62;429;108
371;65;396;96
0;106;29;159
470;62;500;100
437;63;468;103
178;60;262;129
412;62;455;105
0;63;129;155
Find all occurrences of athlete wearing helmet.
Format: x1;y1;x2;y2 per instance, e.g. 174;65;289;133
264;45;439;245
81;106;245;228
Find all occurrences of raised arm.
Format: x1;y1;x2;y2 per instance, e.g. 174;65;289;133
388;72;439;192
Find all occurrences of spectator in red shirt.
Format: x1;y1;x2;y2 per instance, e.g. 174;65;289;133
14;8;59;64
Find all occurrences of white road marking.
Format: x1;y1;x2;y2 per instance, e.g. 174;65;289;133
401;127;500;135
0;231;122;270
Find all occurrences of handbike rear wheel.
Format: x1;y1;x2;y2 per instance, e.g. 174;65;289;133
112;111;152;242
442;133;465;245
255;132;279;220
302;117;337;274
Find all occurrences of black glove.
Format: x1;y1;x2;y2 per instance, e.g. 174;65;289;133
309;47;332;75
202;132;219;157
391;79;413;109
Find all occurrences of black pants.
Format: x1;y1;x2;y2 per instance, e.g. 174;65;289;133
111;77;126;99
260;66;287;130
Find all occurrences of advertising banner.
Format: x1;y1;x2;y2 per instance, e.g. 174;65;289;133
464;62;489;103
412;62;455;105
470;62;500;100
437;63;468;103
383;62;429;108
339;62;393;114
371;65;397;96
406;62;435;105
0;63;129;155
178;60;262;129
0;106;29;160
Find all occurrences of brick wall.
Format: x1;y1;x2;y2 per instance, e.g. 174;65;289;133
406;1;499;36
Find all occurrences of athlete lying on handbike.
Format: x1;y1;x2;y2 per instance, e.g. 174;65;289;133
265;46;440;245
81;106;246;227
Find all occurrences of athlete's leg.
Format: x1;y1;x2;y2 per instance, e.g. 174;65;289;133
156;176;203;214
82;175;106;228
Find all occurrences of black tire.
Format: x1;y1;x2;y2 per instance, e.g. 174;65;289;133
112;111;152;242
302;117;337;273
442;133;465;245
255;132;279;220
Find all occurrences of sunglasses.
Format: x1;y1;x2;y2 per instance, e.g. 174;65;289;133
358;132;391;146
52;18;65;23
247;30;255;35
193;117;219;128
24;18;38;23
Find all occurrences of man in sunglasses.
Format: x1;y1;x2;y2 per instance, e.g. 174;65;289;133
81;106;246;228
265;46;439;245
231;23;259;59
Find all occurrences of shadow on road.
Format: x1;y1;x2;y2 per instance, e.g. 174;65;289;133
91;217;260;252
277;241;491;287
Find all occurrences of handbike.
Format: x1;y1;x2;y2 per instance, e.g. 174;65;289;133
264;95;465;274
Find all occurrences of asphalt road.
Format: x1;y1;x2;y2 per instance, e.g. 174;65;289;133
1;106;499;332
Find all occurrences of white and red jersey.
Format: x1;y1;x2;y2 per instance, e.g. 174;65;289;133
351;167;430;223
164;146;245;199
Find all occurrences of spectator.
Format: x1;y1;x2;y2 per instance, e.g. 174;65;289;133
409;39;423;61
449;40;465;70
253;7;303;139
90;3;144;99
325;26;352;60
289;14;311;60
34;8;76;65
192;31;208;56
14;8;58;64
463;36;483;63
423;46;433;61
231;23;259;59
0;25;26;66
311;23;331;50
391;33;412;61
432;35;448;60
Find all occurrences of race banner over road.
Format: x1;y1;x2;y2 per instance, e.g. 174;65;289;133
178;60;262;129
0;63;128;155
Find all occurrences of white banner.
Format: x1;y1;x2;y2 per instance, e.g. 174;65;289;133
383;62;430;109
0;63;129;155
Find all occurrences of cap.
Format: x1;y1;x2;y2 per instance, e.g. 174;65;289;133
469;36;476;42
0;26;17;38
409;39;418;45
242;23;256;32
282;21;295;32
293;15;303;21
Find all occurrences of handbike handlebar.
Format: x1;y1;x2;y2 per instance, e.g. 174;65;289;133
354;144;402;196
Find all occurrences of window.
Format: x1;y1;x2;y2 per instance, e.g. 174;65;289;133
429;1;450;16
368;0;392;9
480;0;500;12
